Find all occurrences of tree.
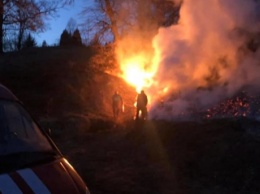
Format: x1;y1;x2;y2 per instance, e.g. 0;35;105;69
0;0;74;53
72;28;82;46
22;33;37;49
59;29;71;46
11;0;45;50
152;0;181;27
60;18;82;47
0;1;4;53
42;40;47;47
81;0;181;44
60;28;83;47
3;30;17;51
80;0;181;70
80;0;121;43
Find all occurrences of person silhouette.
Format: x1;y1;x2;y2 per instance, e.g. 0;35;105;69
112;91;123;120
135;90;148;120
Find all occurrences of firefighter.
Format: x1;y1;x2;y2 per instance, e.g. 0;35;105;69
112;91;123;120
135;90;148;120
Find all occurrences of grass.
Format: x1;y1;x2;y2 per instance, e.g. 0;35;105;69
49;118;260;194
1;47;260;194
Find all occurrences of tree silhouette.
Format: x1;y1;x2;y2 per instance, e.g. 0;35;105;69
72;29;82;46
42;40;47;47
22;33;37;49
81;0;181;44
0;0;74;53
60;28;83;47
60;29;72;46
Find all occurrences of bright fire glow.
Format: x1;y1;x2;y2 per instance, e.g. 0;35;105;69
163;87;169;93
120;56;155;93
113;0;260;120
117;48;173;107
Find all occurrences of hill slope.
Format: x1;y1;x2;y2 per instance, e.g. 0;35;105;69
1;47;260;194
0;47;136;122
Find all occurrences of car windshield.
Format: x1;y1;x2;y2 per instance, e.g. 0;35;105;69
0;100;53;156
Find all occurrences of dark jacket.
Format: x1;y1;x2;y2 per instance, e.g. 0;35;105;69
136;92;148;108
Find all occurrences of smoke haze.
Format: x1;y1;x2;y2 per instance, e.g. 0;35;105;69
150;0;260;120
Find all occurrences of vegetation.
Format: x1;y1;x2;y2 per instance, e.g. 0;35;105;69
0;0;73;52
52;116;260;194
59;28;83;47
1;1;260;193
0;45;260;194
81;0;181;43
22;33;37;49
0;46;135;119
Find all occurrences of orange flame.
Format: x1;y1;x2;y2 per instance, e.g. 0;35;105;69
120;56;155;93
117;50;176;108
116;39;176;107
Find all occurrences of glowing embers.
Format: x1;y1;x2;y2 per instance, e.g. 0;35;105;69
205;93;259;119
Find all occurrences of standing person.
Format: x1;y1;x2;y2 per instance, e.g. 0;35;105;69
112;91;123;120
136;90;148;120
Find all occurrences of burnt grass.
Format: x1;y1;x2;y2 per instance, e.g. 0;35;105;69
1;47;260;194
50;118;260;194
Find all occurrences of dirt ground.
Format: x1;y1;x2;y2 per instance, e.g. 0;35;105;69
49;118;260;194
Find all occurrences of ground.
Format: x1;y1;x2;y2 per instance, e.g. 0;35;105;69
47;118;260;194
1;47;260;194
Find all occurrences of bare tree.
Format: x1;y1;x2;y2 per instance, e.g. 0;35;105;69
8;0;45;50
80;0;181;70
80;0;128;43
3;29;16;51
80;0;181;44
0;0;74;53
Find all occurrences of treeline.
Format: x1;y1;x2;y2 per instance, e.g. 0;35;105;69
5;27;84;50
0;0;74;53
1;0;182;53
59;28;83;47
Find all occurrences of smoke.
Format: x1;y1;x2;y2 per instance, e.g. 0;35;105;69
149;0;260;120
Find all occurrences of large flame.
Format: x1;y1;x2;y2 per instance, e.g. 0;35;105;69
120;56;154;93
115;0;260;120
117;43;178;108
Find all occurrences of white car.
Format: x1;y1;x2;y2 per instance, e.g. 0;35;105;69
0;84;90;194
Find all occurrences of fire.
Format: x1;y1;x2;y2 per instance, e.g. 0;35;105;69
120;56;155;93
163;87;169;93
118;51;174;108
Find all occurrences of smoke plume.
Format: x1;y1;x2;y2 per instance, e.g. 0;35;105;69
150;0;260;120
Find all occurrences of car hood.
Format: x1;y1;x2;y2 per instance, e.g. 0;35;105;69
0;158;88;194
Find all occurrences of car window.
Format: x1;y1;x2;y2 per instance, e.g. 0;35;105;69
0;100;53;155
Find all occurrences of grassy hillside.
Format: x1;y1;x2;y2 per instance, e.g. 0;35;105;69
0;47;136;121
1;47;260;194
52;118;260;194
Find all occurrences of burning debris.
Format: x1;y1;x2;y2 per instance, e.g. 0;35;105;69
205;92;260;119
206;97;250;119
115;0;260;121
149;90;260;121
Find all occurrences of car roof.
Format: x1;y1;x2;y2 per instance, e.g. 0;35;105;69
0;84;19;101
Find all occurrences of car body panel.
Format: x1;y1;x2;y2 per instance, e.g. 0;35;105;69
0;84;90;194
0;158;87;194
0;84;19;101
